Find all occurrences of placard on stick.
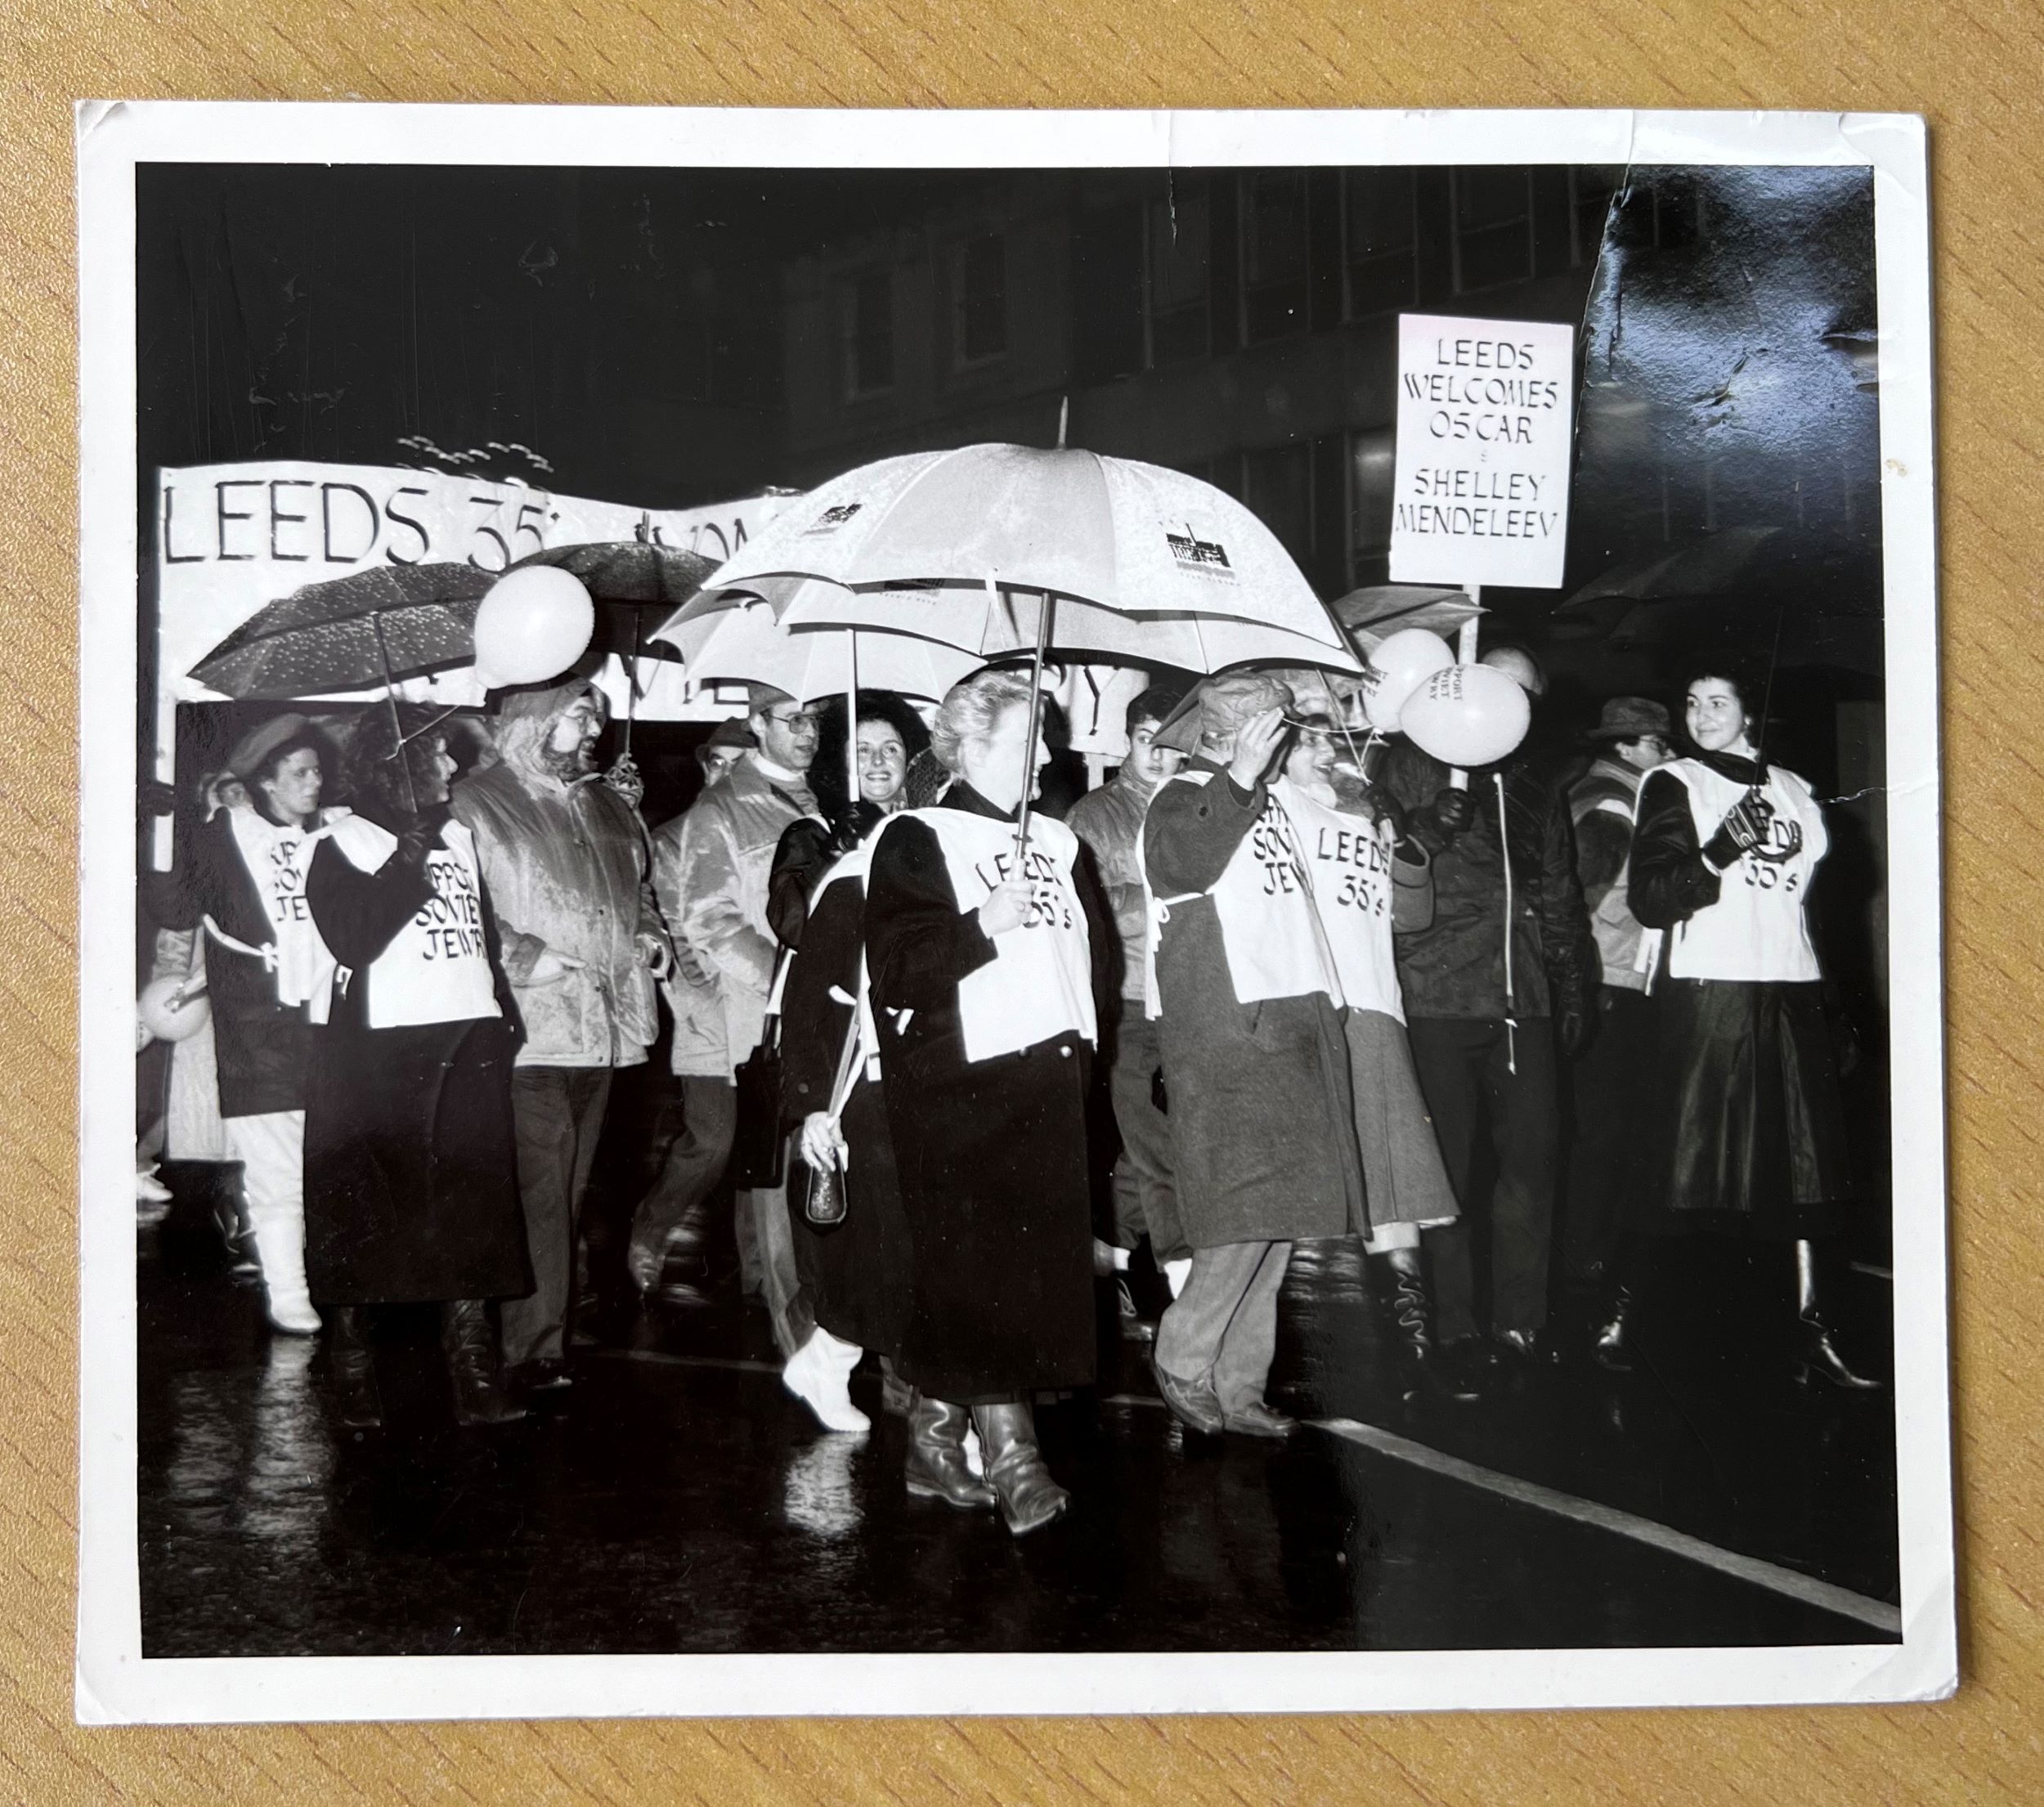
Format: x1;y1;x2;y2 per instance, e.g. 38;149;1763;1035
1389;313;1576;591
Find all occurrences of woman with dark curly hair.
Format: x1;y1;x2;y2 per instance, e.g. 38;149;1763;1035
1608;666;1879;1389
297;706;531;1429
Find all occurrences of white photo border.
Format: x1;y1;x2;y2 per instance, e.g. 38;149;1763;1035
75;102;1953;1724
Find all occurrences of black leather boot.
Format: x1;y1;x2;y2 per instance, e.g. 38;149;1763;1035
1374;1252;1479;1405
904;1394;997;1510
970;1401;1070;1536
442;1299;527;1426
326;1306;383;1430
1793;1240;1882;1391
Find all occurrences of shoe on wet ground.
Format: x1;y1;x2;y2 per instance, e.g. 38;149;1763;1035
1149;1355;1226;1437
1221;1399;1298;1439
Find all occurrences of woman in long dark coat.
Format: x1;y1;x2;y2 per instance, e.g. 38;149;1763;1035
1615;668;1878;1389
300;706;531;1428
769;691;926;1436
863;670;1109;1536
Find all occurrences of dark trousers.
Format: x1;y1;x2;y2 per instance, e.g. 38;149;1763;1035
628;1074;737;1261
1105;1009;1190;1263
502;1065;613;1368
1563;988;1656;1282
1405;1016;1558;1343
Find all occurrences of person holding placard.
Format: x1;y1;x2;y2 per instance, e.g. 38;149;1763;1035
1616;669;1878;1389
863;670;1108;1535
298;709;531;1428
1141;676;1364;1441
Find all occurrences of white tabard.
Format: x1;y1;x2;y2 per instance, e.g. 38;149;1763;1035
222;806;313;957
1275;777;1405;1022
297;816;503;1030
890;807;1096;1065
1657;758;1827;983
1141;770;1345;1018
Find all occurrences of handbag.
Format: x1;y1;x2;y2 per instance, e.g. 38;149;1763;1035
730;953;794;1189
794;1002;866;1225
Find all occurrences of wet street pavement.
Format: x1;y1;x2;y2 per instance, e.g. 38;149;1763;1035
137;1213;1902;1659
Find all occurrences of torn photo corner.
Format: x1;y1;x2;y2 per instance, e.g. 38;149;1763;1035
74;103;1951;1724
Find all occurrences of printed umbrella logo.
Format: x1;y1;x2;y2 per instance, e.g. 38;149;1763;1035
1166;522;1235;581
803;502;864;536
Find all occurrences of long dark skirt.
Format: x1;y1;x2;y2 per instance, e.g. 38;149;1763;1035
793;1077;912;1358
1639;978;1851;1240
882;1025;1096;1404
304;1011;531;1304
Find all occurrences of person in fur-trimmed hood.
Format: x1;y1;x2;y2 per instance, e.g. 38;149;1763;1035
450;676;671;1393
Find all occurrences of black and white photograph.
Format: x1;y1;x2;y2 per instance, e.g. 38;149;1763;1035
75;105;1952;1721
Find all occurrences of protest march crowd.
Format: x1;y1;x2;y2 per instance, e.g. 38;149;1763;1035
137;645;1879;1540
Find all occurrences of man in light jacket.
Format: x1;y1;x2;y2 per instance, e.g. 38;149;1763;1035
451;678;671;1393
630;684;822;1358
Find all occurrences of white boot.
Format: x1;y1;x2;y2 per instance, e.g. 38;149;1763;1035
249;1204;321;1336
782;1327;870;1433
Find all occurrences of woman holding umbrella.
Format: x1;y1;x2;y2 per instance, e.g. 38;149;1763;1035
863;669;1109;1535
297;707;532;1428
769;691;929;1437
1615;666;1879;1388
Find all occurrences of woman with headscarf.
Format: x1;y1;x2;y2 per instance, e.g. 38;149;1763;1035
766;692;929;1435
863;670;1107;1535
297;707;531;1428
1614;667;1878;1389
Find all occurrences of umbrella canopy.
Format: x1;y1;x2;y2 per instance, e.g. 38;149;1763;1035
509;536;719;606
705;444;1353;655
1556;528;1882;678
188;562;497;701
661;599;981;705
1331;584;1485;652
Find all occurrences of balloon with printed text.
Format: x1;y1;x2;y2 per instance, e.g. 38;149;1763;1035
1399;662;1531;769
1358;628;1456;731
473;567;595;688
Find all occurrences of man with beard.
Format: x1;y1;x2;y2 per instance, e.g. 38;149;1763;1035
451;679;672;1396
628;684;822;1361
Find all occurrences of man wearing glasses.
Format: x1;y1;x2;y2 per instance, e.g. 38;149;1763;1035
630;686;821;1358
1563;696;1674;1313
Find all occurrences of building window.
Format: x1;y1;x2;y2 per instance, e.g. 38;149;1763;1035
1145;188;1211;367
1450;168;1535;294
1348;428;1396;566
1343;169;1419;320
1569;166;1625;267
840;267;894;401
1242;442;1314;572
1241;173;1310;343
952;234;1007;366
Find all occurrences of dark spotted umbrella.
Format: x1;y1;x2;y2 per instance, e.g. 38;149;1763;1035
188;562;497;700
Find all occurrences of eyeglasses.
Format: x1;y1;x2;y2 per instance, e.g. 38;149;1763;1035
766;709;821;730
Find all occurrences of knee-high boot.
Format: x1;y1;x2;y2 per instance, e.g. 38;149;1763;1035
904;1395;997;1510
443;1299;527;1425
1372;1249;1480;1405
326;1306;383;1429
970;1401;1069;1536
1793;1241;1882;1390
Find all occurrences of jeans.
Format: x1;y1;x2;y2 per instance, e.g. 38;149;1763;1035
1154;1239;1293;1413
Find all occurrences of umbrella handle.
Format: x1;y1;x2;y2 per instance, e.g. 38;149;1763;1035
1013;590;1056;861
370;610;419;815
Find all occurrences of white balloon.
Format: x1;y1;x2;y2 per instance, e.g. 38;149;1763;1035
139;976;210;1043
1399;663;1532;769
1358;628;1455;731
474;567;595;688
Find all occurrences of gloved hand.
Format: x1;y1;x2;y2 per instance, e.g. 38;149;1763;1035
1409;787;1475;853
1558;999;1595;1060
1703;787;1775;868
829;799;885;854
392;812;448;870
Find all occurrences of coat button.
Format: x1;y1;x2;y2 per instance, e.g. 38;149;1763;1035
1059;1046;1072;1058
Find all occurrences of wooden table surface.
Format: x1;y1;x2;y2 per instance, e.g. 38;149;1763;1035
4;4;2037;1800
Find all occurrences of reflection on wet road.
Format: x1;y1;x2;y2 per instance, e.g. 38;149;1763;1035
138;1226;1899;1658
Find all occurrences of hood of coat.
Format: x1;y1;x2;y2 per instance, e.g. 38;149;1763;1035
492;679;603;791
